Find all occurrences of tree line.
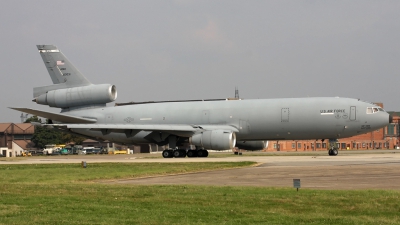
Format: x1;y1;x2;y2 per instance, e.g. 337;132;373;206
25;116;86;149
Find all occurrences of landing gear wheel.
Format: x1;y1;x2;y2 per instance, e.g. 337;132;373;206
162;150;173;158
328;149;338;156
197;150;204;157
187;150;197;157
173;150;181;158
179;149;187;158
197;150;208;157
172;149;187;158
328;139;339;156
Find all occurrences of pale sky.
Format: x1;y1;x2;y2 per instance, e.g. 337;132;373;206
1;0;400;122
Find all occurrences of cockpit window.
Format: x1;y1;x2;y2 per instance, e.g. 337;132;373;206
367;107;383;114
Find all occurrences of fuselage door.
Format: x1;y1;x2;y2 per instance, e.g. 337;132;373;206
281;108;289;122
350;106;356;121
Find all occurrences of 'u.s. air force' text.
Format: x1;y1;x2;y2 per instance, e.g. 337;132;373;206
320;109;345;113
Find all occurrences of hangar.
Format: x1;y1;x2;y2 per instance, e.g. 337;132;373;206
0;123;35;157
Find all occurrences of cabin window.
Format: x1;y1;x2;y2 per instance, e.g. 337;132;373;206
367;107;382;114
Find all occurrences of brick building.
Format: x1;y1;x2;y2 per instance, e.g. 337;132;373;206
0;123;35;157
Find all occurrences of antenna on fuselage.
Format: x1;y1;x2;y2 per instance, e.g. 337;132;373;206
235;86;239;99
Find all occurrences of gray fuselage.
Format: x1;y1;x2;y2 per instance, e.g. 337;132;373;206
63;97;390;145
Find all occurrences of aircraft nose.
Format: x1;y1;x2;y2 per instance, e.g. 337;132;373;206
389;114;393;123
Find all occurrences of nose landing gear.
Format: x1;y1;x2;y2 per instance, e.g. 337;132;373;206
328;139;339;156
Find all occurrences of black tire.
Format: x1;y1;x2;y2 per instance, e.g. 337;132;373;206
162;150;172;158
197;150;204;157
180;150;187;158
173;150;181;158
332;149;338;156
197;150;208;157
187;150;197;157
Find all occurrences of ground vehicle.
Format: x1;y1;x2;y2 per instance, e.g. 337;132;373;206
59;148;69;155
43;144;56;155
73;145;83;154
91;148;102;154
83;147;94;154
28;150;43;156
21;152;32;157
99;148;108;154
43;145;66;155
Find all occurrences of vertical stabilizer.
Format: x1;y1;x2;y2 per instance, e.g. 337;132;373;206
34;45;92;97
37;45;92;85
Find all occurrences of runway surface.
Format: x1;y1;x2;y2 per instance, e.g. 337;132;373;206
2;151;400;190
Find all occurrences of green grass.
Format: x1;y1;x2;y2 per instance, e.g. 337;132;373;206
0;162;400;224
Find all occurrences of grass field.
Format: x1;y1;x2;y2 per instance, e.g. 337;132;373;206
1;162;400;224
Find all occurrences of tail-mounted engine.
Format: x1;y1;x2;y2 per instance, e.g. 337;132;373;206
34;84;117;108
190;130;236;150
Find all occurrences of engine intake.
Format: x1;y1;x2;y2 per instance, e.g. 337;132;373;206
190;130;236;150
35;84;117;108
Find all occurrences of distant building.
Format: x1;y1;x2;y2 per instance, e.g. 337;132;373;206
0;123;35;157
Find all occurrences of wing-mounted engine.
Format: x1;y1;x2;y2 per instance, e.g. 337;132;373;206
190;130;236;150
34;84;117;108
235;140;268;151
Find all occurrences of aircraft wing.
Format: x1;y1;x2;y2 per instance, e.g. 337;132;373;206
9;107;97;123
46;123;239;133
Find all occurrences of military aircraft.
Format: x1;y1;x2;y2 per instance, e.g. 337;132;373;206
10;45;392;157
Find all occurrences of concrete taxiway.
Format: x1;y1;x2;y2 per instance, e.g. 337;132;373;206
2;151;400;189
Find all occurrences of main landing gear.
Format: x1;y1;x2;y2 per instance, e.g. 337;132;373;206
328;139;339;156
162;149;209;158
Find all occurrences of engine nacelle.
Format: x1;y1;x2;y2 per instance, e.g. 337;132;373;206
190;130;236;150
35;84;117;108
235;141;268;151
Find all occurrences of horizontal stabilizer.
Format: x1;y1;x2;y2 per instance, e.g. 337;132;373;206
9;107;97;123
